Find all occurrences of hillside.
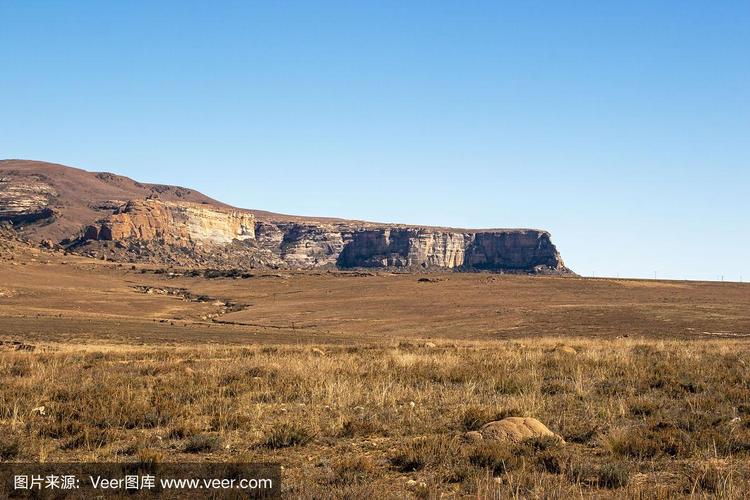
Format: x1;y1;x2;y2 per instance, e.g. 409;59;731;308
1;159;571;273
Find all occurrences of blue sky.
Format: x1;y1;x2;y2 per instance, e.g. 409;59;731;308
1;1;748;280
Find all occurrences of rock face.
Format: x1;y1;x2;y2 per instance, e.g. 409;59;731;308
0;159;572;273
0;174;57;224
84;199;255;245
82;211;567;272
338;229;465;268
255;222;347;268
337;228;562;271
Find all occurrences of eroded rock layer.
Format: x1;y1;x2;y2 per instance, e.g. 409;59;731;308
337;228;562;271
84;199;255;245
0;174;57;224
0;159;571;273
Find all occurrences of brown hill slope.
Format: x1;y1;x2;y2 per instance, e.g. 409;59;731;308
0;159;229;241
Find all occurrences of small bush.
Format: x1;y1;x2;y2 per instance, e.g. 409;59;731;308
561;424;598;444
339;417;382;438
686;462;726;493
391;436;460;473
0;437;20;460
607;426;688;459
442;464;475;484
567;460;629;488
534;450;564;474
494;378;526;395
166;422;201;440
262;423;315;449
136;448;164;467
698;467;720;493
61;429;111;450
629;398;659;417
9;359;31;377
597;462;629;489
468;442;519;475
519;435;563;453
329;456;374;485
390;446;427;472
184;434;223;453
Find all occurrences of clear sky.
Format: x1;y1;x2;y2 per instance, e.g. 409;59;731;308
1;1;748;281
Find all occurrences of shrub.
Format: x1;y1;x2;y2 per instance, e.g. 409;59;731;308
468;442;518;475
61;429;111;450
329;456;374;485
262;423;315;449
629;398;659;417
607;425;688;459
534;450;563;474
136;448;164;467
390;446;427;473
561;424;598;444
390;436;459;473
9;359;31;377
339;417;382;438
166;422;201;440
597;462;629;489
685;462;729;494
0;437;20;460
460;407;493;432
494;378;525;395
184;434;223;453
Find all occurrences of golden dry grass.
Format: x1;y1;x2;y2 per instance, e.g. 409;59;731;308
2;338;750;498
2;248;750;497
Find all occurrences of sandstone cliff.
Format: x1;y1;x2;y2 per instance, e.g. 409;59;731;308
0;160;572;274
337;228;562;271
0;172;57;224
83;199;255;245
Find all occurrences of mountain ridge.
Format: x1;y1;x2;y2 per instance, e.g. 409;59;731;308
0;159;571;273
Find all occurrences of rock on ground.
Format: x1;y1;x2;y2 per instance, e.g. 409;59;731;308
553;345;577;355
475;417;565;444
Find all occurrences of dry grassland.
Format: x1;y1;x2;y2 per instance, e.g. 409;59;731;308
2;339;750;498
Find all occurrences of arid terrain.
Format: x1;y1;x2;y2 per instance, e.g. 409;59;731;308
2;160;749;498
2;234;750;498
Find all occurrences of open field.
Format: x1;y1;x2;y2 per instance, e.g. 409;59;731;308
1;246;748;345
3;340;750;498
2;246;750;497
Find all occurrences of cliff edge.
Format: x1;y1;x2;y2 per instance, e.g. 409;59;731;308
0;160;571;273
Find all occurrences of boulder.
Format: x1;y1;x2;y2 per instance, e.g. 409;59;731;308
476;417;564;444
554;345;577;355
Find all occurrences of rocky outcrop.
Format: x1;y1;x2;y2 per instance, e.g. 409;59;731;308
336;227;563;272
0;174;57;224
1;160;572;273
81;209;568;272
84;199;255;245
465;417;565;444
464;231;562;270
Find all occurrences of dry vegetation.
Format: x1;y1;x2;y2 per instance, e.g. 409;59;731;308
3;338;750;498
2;249;749;497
